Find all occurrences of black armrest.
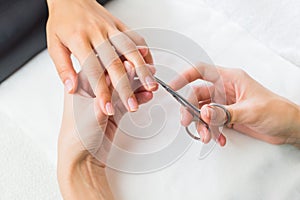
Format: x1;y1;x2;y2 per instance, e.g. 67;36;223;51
0;0;110;83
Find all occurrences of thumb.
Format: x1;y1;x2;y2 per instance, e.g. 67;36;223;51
201;103;242;127
48;39;78;93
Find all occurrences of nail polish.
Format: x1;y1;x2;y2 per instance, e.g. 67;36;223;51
128;97;138;111
64;79;73;93
145;76;156;90
105;102;114;116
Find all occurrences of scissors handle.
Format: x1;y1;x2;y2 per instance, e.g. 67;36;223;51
185;126;201;140
185;103;231;141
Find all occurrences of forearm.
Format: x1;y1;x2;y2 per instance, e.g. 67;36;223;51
58;154;114;200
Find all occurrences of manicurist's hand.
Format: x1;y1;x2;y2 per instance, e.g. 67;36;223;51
46;0;157;115
170;63;300;147
58;65;154;199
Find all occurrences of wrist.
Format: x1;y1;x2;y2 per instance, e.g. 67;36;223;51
286;104;300;146
293;105;300;144
57;130;111;199
58;155;114;200
46;0;96;11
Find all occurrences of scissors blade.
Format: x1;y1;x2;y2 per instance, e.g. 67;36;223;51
154;76;200;116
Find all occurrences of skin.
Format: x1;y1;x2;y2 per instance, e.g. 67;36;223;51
58;62;300;198
46;0;157;116
58;61;154;200
45;0;300;197
170;63;300;147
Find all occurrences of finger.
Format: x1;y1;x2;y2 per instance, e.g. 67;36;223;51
180;85;213;126
147;64;156;75
201;126;211;144
201;104;229;126
196;123;226;146
65;33;114;116
109;32;157;91
138;46;149;58
169;63;222;91
135;91;153;105
123;60;156;91
124;61;136;81
203;102;245;126
117;26;154;64
47;37;78;93
124;61;151;94
94;40;138;112
188;85;214;105
218;134;226;147
83;53;114;116
196;123;209;143
180;106;194;127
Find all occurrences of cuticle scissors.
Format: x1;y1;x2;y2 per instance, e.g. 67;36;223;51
154;76;231;141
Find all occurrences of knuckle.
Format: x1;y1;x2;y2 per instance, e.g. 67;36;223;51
57;67;71;79
106;24;118;33
68;29;87;46
97;90;111;100
89;20;109;35
72;31;86;43
84;66;104;78
107;59;123;72
118;83;132;94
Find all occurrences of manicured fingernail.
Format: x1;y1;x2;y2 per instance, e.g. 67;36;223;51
124;61;135;79
105;102;114;116
145;76;156;90
64;79;73;93
124;61;132;72
180;111;183;122
128;97;138;112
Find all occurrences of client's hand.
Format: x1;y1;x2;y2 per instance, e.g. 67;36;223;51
47;0;157;115
58;68;154;200
170;63;300;147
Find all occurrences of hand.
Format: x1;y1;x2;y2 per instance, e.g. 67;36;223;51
58;65;154;200
170;63;300;147
46;0;157;115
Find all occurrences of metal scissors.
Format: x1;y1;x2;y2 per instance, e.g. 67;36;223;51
154;76;231;141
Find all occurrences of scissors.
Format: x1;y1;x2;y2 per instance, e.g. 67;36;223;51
154;76;231;141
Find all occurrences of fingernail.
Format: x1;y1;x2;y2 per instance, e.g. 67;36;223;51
128;97;138;112
124;61;132;72
180;111;183;122
203;129;211;143
207;106;217;120
64;79;73;93
124;61;135;79
105;102;114;116
145;76;156;90
139;47;148;57
200;131;205;142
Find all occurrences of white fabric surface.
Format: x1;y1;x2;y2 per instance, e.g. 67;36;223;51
203;0;300;67
0;0;300;199
0;112;61;200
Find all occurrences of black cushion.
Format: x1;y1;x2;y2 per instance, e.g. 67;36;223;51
0;0;110;83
